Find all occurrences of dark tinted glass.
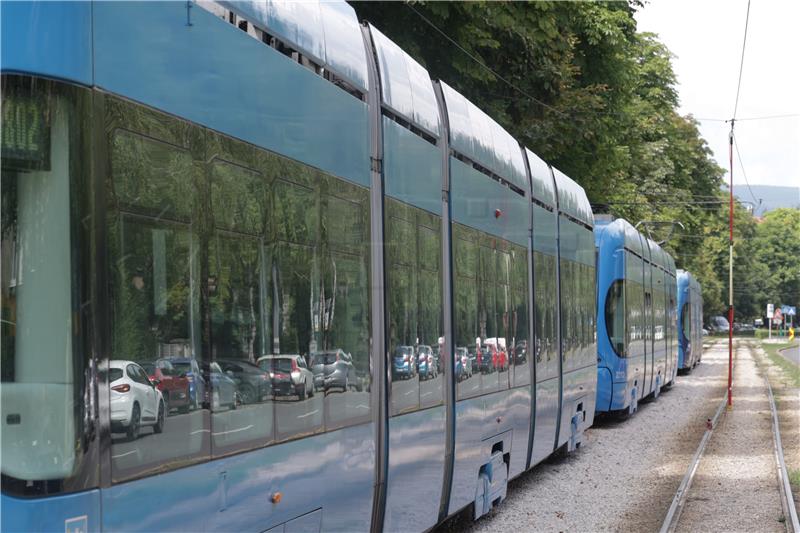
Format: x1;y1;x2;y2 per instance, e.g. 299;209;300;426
107;99;210;481
605;280;626;357
386;199;443;415
1;76;97;496
453;224;517;399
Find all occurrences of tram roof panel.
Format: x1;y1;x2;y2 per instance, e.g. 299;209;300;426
439;82;528;192
524;149;556;206
552;167;593;227
368;25;440;137
221;0;368;93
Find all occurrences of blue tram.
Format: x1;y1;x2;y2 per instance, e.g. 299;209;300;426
1;2;699;531
594;216;679;416
677;270;704;370
0;2;595;530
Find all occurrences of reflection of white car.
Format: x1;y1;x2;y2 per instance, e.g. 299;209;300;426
109;360;165;440
257;355;314;400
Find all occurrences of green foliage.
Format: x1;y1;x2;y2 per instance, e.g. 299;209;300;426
351;1;793;322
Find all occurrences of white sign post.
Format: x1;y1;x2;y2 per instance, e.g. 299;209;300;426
767;303;774;339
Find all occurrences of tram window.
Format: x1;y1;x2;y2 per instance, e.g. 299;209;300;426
1;78;88;491
387;200;443;414
108;124;209;481
208;157;273;454
454;226;481;400
512;244;530;387
605;280;626;357
681;302;691;340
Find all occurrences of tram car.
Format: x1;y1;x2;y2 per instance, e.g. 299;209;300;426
594;216;679;416
2;2;700;532
677;270;704;370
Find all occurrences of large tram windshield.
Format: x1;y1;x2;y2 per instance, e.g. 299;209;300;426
1;76;85;491
605;279;627;357
681;302;691;340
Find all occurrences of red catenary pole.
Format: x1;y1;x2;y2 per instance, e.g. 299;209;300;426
728;123;734;407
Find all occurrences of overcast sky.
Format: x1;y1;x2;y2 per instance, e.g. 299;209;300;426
634;0;799;193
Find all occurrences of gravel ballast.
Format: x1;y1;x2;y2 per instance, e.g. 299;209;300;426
436;340;731;532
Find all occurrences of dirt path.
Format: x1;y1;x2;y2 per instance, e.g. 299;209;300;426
675;341;785;532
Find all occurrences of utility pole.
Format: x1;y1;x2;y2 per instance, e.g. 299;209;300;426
727;122;734;408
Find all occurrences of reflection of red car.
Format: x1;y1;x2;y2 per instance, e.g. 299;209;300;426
142;359;191;413
488;345;508;372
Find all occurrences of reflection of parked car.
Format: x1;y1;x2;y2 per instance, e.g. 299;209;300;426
109;360;165;440
258;355;315;400
392;345;417;380
311;349;357;392
166;357;205;410
477;347;493;374
416;345;437;380
455;347;472;381
514;341;528;364
201;361;238;410
217;359;271;404
141;359;190;414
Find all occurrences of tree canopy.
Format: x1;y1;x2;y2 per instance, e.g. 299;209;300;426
352;1;798;322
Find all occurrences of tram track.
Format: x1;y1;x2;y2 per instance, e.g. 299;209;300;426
660;340;799;533
764;350;800;533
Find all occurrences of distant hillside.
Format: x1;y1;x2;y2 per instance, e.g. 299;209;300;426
730;185;800;216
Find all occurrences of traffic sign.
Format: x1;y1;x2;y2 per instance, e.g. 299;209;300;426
781;305;796;316
767;303;774;318
773;308;783;324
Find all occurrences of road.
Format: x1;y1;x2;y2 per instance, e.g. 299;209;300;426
778;342;800;366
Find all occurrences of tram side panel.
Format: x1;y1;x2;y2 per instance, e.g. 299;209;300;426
448;156;532;515
369;25;449;532
530;205;561;466
92;4;376;532
557;222;597;448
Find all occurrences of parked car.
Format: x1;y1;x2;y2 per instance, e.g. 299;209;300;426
708;315;730;333
392;345;417;380
205;361;238;410
216;358;271;404
311;349;357;392
258;354;315;400
455;347;472;381
141;359;191;414
166;357;205;410
109;360;165;440
416;345;437;380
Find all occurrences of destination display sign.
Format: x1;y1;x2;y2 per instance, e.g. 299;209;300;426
1;92;51;171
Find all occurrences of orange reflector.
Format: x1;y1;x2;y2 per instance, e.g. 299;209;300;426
271;492;282;504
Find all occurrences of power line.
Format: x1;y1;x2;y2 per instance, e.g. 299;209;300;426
732;135;759;207
732;0;752;119
695;113;800;123
405;3;566;118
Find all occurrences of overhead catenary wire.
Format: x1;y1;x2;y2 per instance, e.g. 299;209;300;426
405;3;567;118
732;0;752;120
732;135;760;207
697;113;800;122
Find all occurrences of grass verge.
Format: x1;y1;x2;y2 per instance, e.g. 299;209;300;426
759;341;800;387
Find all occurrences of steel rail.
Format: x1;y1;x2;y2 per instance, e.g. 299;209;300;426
765;372;800;532
659;394;728;533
